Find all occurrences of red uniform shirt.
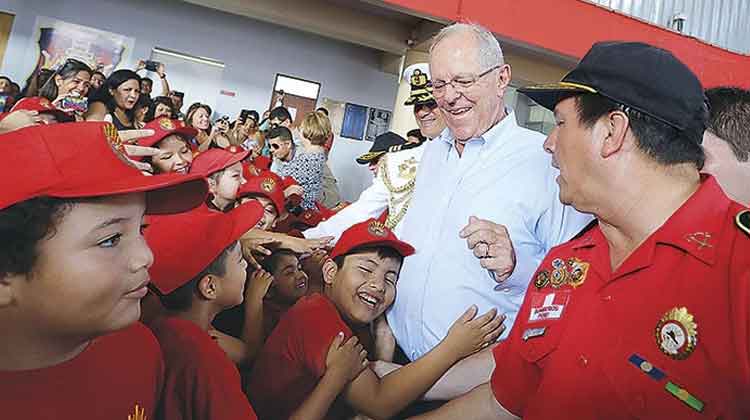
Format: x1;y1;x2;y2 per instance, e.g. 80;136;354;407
0;322;163;419
491;176;750;419
149;316;257;420
247;293;354;420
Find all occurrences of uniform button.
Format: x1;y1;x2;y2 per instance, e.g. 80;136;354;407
501;287;511;293
578;354;589;367
601;295;612;301
411;351;418;360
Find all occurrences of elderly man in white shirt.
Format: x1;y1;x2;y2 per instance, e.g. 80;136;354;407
386;23;593;364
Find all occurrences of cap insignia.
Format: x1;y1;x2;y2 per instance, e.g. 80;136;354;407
367;220;387;237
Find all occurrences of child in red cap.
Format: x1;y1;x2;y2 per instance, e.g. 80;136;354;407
247;219;505;420
237;171;286;231
0;122;208;419
137;117;198;174
146;202;365;420
190;147;249;212
145;202;263;420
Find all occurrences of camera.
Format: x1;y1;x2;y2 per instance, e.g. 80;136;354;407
144;60;161;72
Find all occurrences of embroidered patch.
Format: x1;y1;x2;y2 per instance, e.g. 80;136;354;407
367;220;387;237
158;118;175;130
534;270;550;289
528;291;570;322
261;178;276;193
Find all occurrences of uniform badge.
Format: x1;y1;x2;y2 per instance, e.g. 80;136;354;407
158;118;175;130
528;291;570;322
735;210;750;237
522;327;546;341
39;98;52;109
655;307;697;360
685;232;712;249
534;270;550;289
367;220;387;237
550;267;568;288
566;257;589;288
261;178;276;193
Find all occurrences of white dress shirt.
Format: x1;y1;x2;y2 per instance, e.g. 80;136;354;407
388;111;593;361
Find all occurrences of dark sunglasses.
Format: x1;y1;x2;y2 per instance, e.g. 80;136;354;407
270;143;281;150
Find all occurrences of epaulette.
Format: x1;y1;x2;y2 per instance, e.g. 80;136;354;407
735;209;750;237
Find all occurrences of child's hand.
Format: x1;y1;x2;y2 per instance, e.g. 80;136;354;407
245;269;274;302
442;305;505;360
325;332;368;383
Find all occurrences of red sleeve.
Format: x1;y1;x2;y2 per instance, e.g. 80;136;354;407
490;293;542;417
189;348;258;420
291;297;353;379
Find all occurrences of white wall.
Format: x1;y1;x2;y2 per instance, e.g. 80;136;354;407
0;0;396;200
0;0;398;114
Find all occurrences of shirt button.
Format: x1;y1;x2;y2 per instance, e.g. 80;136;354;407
411;351;418;360
501;287;512;293
578;354;589;367
601;295;612;301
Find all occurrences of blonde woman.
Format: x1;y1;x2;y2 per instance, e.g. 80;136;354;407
300;111;342;209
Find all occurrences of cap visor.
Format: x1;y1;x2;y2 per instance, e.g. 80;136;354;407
230;200;264;239
331;238;415;259
139;126;198;148
53;173;208;215
356;151;384;165
518;82;597;111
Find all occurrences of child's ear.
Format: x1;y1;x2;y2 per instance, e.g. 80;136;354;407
0;274;20;307
197;275;218;301
322;258;338;286
206;176;218;194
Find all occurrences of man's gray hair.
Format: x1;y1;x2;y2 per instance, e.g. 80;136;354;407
430;23;504;71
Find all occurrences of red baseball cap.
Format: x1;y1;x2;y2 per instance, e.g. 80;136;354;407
237;171;285;215
146;201;263;295
330;219;415;259
189;146;249;177
0;122;208;214
11;97;75;123
137;118;197;148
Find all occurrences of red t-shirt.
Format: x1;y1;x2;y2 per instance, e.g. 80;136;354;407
0;322;163;419
247;293;354;420
149;316;257;420
491;176;750;419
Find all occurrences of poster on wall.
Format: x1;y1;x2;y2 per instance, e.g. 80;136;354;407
365;108;392;142
31;17;135;76
340;103;368;140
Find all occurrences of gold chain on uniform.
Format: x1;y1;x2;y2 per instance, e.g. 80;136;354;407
380;156;416;228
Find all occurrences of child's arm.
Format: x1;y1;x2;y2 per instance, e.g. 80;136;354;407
241;269;274;363
290;333;368;420
344;306;506;419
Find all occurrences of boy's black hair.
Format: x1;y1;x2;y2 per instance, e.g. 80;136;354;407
332;245;403;269
269;106;292;122
0;197;73;278
158;242;237;311
266;126;293;143
260;248;298;274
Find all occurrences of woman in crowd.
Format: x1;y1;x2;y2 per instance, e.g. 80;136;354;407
144;96;176;122
133;95;151;129
85;69;141;130
38;59;93;118
185;102;217;151
300;111;341;209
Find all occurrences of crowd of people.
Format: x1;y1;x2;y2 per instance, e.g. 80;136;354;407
1;21;749;420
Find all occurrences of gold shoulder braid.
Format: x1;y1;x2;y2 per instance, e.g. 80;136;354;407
380;156;416;228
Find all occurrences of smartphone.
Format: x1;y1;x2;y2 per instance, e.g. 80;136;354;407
0;95;8;112
58;95;88;114
239;109;253;123
144;60;160;72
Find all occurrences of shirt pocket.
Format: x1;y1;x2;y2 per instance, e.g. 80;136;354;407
517;320;565;366
601;349;728;419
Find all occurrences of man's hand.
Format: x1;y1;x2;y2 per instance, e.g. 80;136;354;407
459;216;516;282
442;305;505;360
284;184;304;198
119;129;160;174
286;236;333;255
240;236;278;269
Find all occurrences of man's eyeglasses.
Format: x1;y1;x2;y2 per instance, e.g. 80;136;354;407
432;65;501;97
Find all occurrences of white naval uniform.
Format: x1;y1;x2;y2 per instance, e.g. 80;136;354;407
303;144;425;242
